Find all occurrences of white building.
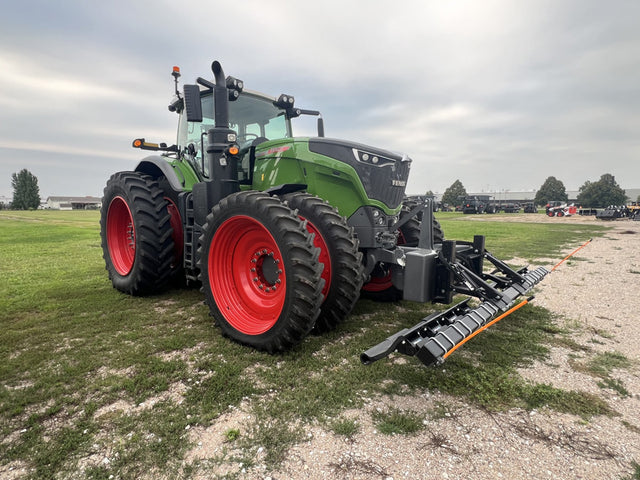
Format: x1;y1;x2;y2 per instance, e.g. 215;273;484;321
46;196;102;210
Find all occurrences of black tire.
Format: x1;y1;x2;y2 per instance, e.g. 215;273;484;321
155;176;186;285
362;207;444;301
100;172;174;295
198;191;325;352
283;193;364;333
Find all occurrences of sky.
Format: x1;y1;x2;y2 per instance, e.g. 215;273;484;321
1;0;639;200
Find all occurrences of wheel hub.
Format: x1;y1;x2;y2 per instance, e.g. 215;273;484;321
253;250;281;289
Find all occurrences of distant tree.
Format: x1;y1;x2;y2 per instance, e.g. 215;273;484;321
576;173;627;207
442;179;467;207
534;176;568;206
11;169;41;210
424;190;435;197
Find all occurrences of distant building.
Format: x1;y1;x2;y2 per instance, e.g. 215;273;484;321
46;196;102;210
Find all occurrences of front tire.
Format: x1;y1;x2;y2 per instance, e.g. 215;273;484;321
198;191;325;352
100;172;174;295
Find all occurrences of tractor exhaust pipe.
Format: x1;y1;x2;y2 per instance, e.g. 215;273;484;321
211;61;229;129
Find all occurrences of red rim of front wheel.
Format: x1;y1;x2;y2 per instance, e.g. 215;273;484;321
106;196;135;276
208;216;286;335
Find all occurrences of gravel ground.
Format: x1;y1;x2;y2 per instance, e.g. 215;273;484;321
188;215;640;479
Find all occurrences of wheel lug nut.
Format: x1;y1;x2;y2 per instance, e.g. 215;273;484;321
259;284;264;289
262;249;268;254
251;258;257;263
276;279;281;284
251;268;256;272
253;277;258;282
265;288;271;292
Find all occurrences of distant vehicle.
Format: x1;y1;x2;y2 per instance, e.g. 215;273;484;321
523;202;537;213
545;201;577;217
596;204;640;221
500;202;521;213
461;195;492;214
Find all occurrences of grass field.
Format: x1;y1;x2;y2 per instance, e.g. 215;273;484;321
0;210;610;479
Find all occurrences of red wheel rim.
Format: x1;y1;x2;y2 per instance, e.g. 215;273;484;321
363;229;406;292
208;216;286;335
106;196;135;276
300;217;331;299
362;273;392;292
165;198;183;268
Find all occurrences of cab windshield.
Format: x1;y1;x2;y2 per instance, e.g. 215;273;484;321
177;91;291;177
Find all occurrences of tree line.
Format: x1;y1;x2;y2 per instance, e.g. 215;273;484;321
440;173;634;208
2;168;637;211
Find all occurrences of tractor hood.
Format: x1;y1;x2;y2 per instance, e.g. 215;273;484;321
308;137;412;210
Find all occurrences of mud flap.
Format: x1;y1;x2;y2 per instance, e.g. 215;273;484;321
361;266;549;366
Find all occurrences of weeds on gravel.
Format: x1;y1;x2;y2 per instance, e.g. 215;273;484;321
373;407;424;435
621;461;640;480
329;418;360;438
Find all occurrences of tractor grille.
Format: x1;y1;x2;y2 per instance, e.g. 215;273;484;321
309;138;411;210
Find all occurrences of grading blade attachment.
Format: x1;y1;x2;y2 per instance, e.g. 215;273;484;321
361;266;549;367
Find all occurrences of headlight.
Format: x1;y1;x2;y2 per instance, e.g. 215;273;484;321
352;149;395;167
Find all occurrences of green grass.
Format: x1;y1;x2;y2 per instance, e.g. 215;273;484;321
434;211;607;261
0;210;616;478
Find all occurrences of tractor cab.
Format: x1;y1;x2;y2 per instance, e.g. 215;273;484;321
175;89;292;181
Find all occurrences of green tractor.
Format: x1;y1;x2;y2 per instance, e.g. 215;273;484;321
100;61;548;366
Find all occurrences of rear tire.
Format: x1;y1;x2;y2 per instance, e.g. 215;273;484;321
283;193;364;333
198;191;325;352
100;172;174;295
154;176;186;285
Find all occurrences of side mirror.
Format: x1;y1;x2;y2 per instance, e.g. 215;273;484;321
183;84;202;122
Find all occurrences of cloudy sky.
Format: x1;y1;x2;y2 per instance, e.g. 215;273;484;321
1;0;638;200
